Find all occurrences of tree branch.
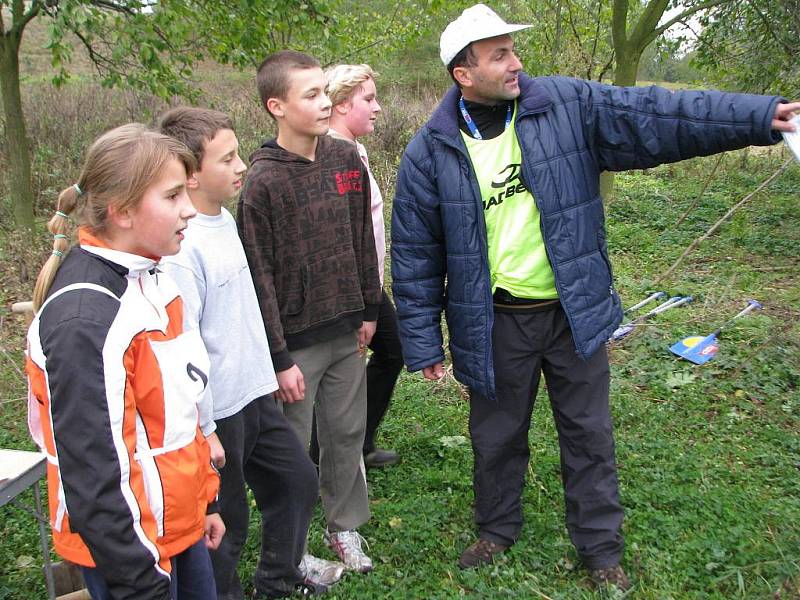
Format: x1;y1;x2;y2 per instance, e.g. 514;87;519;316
88;0;138;15
71;27;136;77
674;153;724;227
10;0;42;38
629;0;670;50
9;0;24;37
551;0;563;68
678;18;703;42
611;0;630;51
749;1;795;55
598;50;616;82
655;158;793;285
332;3;401;64
564;0;587;49
650;0;728;41
561;0;594;73
588;0;603;79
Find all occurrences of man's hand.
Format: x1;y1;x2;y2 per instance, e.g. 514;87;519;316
422;362;445;381
204;513;225;550
206;432;226;470
358;321;377;352
276;365;305;403
772;101;800;131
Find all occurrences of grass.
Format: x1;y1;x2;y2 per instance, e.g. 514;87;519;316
1;61;799;598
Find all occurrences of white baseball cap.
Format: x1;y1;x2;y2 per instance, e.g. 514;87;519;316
440;4;532;67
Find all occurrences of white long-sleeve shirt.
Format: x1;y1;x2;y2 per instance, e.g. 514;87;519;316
161;208;278;433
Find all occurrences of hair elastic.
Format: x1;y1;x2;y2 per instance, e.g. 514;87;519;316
53;234;68;240
55;211;69;219
73;183;83;195
52;250;64;258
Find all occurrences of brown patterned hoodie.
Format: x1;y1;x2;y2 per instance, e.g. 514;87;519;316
237;135;381;371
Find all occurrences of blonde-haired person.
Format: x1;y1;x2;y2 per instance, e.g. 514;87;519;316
319;63;404;469
26;123;224;600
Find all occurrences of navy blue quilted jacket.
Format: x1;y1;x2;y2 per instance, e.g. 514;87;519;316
391;74;782;398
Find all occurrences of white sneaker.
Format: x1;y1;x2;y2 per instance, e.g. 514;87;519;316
299;554;345;588
324;529;373;573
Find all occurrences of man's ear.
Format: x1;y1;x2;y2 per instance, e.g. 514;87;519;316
107;204;133;230
187;173;200;190
266;97;284;119
453;66;473;89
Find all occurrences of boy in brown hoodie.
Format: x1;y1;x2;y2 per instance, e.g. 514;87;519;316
237;50;381;576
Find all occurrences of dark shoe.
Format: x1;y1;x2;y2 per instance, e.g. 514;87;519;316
457;538;508;569
589;565;631;591
363;448;400;468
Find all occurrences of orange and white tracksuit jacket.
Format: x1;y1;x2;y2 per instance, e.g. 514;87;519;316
25;230;219;599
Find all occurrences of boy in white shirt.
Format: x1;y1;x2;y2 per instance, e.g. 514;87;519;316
159;107;344;599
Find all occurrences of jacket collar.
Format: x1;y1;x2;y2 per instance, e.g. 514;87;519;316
78;227;159;275
427;73;552;138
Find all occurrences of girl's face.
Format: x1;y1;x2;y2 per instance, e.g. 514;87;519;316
342;77;381;138
124;157;196;258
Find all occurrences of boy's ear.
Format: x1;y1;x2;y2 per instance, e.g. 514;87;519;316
334;102;349;116
187;172;200;190
453;66;473;89
266;97;284;119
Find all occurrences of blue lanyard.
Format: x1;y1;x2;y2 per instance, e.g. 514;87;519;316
459;96;512;140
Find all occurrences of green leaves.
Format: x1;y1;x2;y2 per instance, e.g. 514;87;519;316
664;370;697;388
439;434;468;448
693;0;800;97
36;0;201;99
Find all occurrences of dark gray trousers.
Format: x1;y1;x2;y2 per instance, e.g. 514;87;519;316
211;395;319;599
469;305;624;569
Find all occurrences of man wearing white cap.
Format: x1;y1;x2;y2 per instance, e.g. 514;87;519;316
390;2;799;591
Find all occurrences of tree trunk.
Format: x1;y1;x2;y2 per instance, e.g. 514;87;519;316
599;171;615;201
600;42;642;200
1;32;35;232
613;47;640;87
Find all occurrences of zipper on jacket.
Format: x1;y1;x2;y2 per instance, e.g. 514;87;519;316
430;130;496;394
513;114;587;359
138;275;167;326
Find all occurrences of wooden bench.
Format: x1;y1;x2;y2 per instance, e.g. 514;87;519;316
11;301;34;326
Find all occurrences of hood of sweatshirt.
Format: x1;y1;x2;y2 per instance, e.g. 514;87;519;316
249;134;341;167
